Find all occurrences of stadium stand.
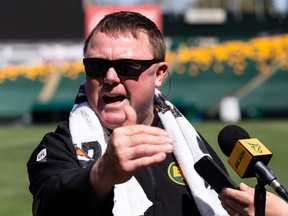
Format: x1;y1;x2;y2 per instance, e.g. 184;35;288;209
32;73;85;123
0;77;42;122
240;69;288;118
1;35;288;123
160;60;259;119
33;73;85;111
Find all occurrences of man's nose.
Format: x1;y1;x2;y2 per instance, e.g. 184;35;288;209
104;67;121;85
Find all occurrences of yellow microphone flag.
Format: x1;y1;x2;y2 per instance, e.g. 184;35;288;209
228;138;273;178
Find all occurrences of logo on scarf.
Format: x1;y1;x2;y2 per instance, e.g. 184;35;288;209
167;162;187;185
75;141;102;168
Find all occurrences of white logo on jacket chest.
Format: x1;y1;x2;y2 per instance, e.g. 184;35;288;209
36;148;47;162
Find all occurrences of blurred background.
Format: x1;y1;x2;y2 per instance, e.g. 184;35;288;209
1;0;288;123
0;0;287;215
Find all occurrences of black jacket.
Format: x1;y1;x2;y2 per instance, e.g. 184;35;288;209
27;119;227;216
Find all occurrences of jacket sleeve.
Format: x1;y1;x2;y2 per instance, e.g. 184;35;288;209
27;121;113;216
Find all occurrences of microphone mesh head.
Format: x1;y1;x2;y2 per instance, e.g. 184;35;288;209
218;125;250;157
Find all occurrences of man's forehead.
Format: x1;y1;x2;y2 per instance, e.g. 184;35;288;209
94;28;148;40
86;30;153;59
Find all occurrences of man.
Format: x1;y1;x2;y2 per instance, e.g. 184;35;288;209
27;11;228;215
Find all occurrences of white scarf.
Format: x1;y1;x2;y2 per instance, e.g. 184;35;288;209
69;82;227;216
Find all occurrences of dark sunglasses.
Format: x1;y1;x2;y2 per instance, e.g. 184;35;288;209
83;58;161;78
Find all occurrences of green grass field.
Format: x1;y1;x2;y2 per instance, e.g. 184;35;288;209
0;120;287;216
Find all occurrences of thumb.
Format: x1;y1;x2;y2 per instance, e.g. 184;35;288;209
123;106;137;126
239;182;255;195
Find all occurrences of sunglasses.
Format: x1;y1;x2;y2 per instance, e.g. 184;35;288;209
83;58;161;78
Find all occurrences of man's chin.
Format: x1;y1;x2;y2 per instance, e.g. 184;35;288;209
99;113;126;130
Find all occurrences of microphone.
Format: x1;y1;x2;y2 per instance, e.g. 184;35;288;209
218;125;273;178
218;125;288;201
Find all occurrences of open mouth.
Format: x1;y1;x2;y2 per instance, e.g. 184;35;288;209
103;95;126;104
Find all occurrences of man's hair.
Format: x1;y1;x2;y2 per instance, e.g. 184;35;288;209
83;11;166;61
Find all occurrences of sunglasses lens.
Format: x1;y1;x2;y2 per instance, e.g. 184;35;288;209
115;62;142;78
84;60;106;77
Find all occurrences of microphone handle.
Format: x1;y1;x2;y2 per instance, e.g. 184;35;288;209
254;161;276;184
254;161;288;201
270;179;288;201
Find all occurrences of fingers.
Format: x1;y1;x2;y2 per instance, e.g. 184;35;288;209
119;124;169;138
114;125;172;146
126;139;173;160
121;152;168;173
100;105;174;185
221;186;253;205
239;182;254;195
90;105;174;195
100;128;172;185
222;183;288;216
111;126;173;164
219;184;255;216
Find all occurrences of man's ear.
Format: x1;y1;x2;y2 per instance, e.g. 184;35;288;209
155;62;168;88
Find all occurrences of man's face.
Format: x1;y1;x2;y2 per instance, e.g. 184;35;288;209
84;31;167;129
